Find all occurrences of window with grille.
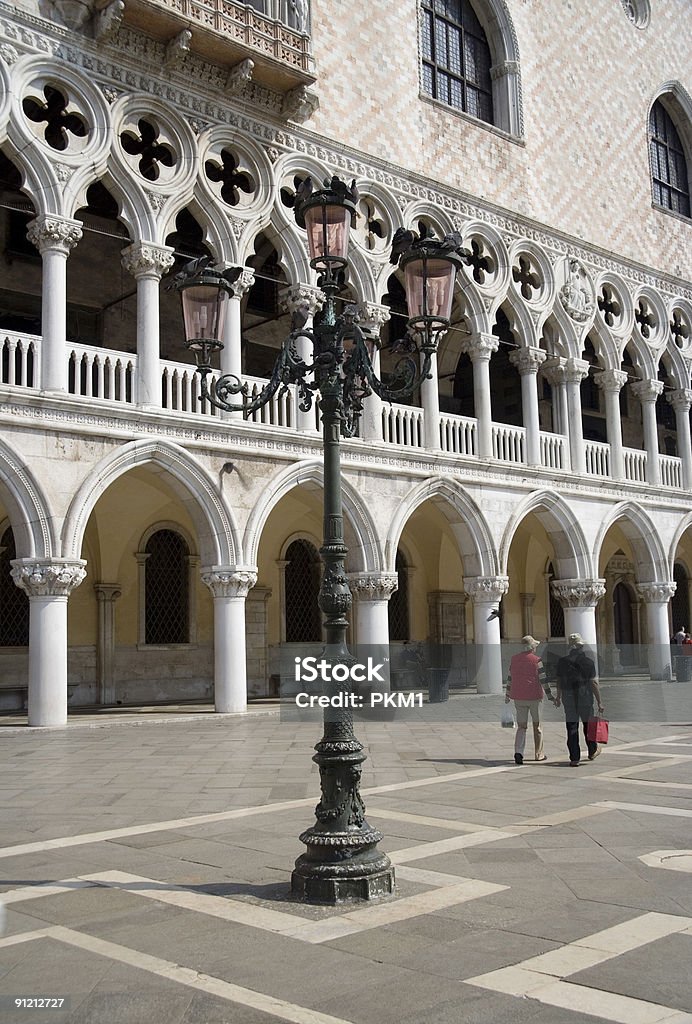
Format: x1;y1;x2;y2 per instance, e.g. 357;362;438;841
547;563;565;639
285;540;321;643
649;100;691;218
388;550;410;642
672;563;690;634
144;529;189;644
421;0;494;124
0;527;29;646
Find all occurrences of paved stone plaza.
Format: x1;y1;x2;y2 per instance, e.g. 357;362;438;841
1;688;692;1024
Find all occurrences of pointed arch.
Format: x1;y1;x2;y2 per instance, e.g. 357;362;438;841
648;83;692;218
243;459;381;573
499;490;592;579
61;439;241;567
593;501;669;582
0;438;54;559
385;476;497;576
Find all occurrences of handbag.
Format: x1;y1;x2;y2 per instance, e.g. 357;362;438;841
587;716;609;744
501;704;515;728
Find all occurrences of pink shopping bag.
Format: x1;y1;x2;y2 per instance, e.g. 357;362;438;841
587;717;609;744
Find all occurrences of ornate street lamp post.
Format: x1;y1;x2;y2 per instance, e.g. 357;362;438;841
172;178;464;902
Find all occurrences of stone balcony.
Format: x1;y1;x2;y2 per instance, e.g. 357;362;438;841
121;0;315;91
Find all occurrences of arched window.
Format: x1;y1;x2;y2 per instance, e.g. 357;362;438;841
388;550;410;641
0;527;29;646
284;540;321;643
144;529;189;644
649;99;691;217
421;0;493;125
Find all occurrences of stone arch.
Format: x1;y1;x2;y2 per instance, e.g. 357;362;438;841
594;501;669;582
471;0;524;135
244;459;381;573
386;477;497;577
499;490;592;580
647;81;692;205
62;439;241;567
0;438;54;559
668;512;692;578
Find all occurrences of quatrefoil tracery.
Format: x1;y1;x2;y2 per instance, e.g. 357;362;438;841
204;148;255;207
120;118;176;182
512;254;541;299
463;237;495;285
671;310;690;349
23;85;88;152
635;298;656;339
598;285;623;327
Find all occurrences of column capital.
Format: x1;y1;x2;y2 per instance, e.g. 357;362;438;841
636;581;676;603
221;265;255;298
594;369;629;394
459;331;499;362
509;345;547;375
541;356;567;387
464;576;509;603
201;566;258;599
27;215;82;255
280;283;324;317
348;572;398;601
630;379;664;403
121;242;175;279
11;558;87;597
667;388;692;411
94;583;122;603
565;358;590;384
551;578;606;607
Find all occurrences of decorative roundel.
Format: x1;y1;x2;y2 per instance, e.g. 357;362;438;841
670;305;692;354
597;281;626;331
352;192;391;256
110;97;196;192
21;77;90;155
458;224;508;295
508;241;553;309
203;143;257;210
633;287;667;349
620;0;650;29
119;115;178;185
555;255;596;324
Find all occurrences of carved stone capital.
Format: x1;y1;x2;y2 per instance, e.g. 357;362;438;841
280;283;324;317
630;379;664;403
459;332;499;363
541;357;567;387
355;302;391;332
464;576;509;604
223;266;255;299
509;345;547;375
121;243;176;279
27;216;83;255
636;581;676;604
564;358;590;385
94;583;122;603
348;572;399;602
594;369;629;394
201;566;258;599
550;578;606;608
11;559;87;598
667;388;692;412
490;59;520;80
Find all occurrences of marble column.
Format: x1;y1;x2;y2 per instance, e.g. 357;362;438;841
459;332;499;459
355;302;390;442
10;559;87;726
201;567;257;713
594;369;629;480
565;358;590;475
121;243;175;408
27;215;83;392
94;583;122;706
509;346;547;466
542;357;571;470
667;389;692;490
420;349;441;451
348;571;399;692
636;581;676;680
222;267;255;420
520;592;535;637
550;578;606;651
630;380;663;486
464;576;509;694
280;284;324;432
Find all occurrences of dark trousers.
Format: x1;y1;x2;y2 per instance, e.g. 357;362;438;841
565;718;598;763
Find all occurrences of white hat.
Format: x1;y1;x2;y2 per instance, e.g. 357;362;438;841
522;635;539;649
568;633;585;647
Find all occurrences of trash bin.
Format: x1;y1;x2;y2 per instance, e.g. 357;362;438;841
677;654;692;682
427;668;449;703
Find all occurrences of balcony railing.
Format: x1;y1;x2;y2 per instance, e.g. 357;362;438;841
1;332;688;492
